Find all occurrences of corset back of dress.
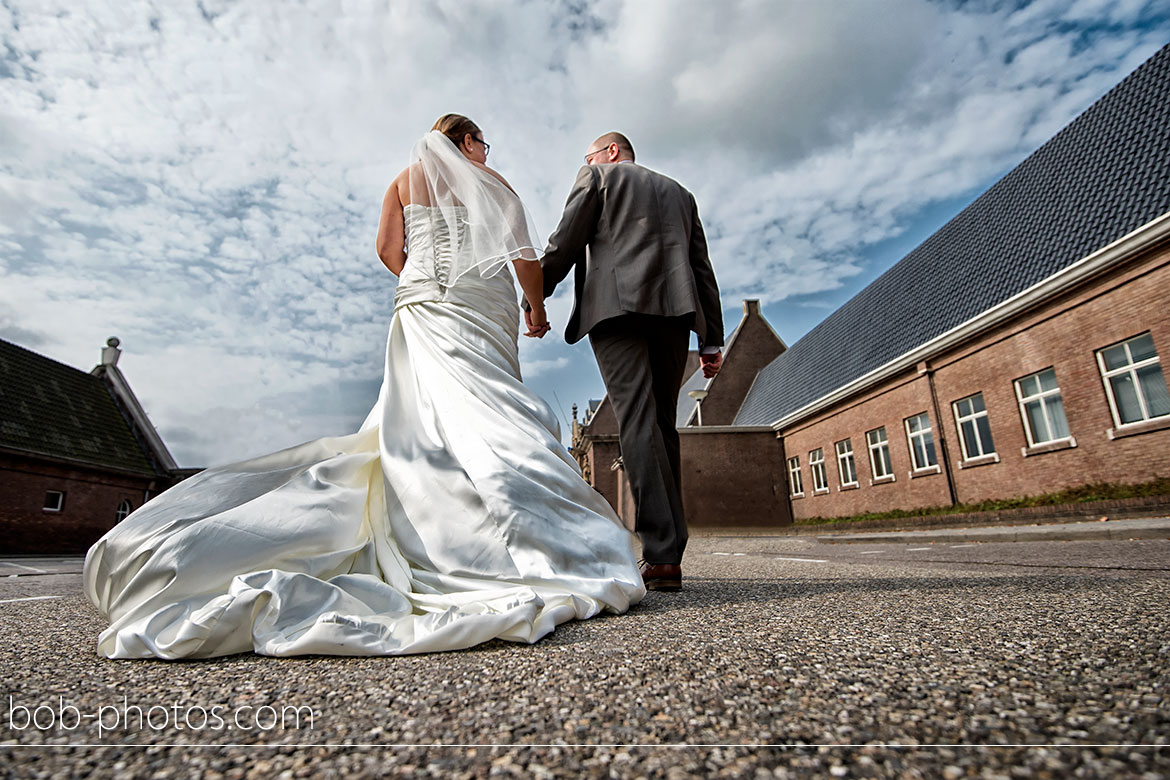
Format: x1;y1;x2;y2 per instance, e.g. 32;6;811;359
396;203;517;313
404;204;469;288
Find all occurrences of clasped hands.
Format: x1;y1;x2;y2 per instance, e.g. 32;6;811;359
524;305;551;338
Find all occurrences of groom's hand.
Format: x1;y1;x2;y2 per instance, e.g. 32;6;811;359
700;350;722;378
524;308;551;338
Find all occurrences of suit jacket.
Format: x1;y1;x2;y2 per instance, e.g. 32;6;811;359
535;162;723;349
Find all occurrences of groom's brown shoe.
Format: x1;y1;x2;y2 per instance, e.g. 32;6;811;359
639;561;682;592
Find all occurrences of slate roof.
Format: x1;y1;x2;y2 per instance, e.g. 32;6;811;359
0;339;159;475
736;43;1170;427
676;366;710;427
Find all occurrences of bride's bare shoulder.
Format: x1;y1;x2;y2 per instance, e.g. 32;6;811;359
473;162;517;195
388;164;423;206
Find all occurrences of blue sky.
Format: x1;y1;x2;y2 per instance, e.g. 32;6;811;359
1;0;1167;467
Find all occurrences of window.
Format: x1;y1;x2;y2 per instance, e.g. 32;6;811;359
116;499;133;522
953;392;996;460
1015;368;1071;446
43;490;64;512
866;427;894;481
787;456;804;497
904;412;938;471
809;448;828;493
1097;333;1170;427
835;439;858;487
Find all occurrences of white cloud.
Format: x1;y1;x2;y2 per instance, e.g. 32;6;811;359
0;0;1164;465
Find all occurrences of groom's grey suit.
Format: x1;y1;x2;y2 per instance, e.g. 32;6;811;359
536;161;723;565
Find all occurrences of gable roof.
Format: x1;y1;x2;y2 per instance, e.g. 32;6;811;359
678;313;752;426
736;43;1170;427
676;300;788;426
0;339;161;475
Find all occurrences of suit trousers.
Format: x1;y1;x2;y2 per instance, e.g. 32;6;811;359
588;313;691;565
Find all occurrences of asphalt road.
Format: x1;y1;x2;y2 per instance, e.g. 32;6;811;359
1;535;1167;778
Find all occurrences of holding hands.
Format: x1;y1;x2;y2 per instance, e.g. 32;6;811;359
524;304;551;338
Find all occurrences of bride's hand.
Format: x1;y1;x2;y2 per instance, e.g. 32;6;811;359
525;305;550;338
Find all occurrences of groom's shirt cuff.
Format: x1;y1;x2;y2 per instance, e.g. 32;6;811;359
700;346;721;355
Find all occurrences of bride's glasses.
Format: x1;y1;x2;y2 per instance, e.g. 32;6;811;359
475;136;490;157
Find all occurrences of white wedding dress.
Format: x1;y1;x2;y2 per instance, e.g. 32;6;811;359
83;203;645;659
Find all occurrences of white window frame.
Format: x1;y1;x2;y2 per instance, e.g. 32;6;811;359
43;490;64;513
865;426;895;483
809;448;829;494
835;439;858;488
953;392;997;463
787;456;804;498
116;499;133;522
1014;368;1074;448
1096;332;1170;429
904;412;939;474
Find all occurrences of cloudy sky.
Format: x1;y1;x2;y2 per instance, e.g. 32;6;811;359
1;0;1166;467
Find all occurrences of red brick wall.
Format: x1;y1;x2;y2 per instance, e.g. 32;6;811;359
934;243;1170;504
597;429;790;528
584;397;618;436
778;241;1170;520
781;375;953;520
584;438;622;513
680;429;791;527
0;452;159;553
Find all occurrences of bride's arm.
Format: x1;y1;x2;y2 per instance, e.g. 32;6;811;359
375;171;408;276
513;259;549;337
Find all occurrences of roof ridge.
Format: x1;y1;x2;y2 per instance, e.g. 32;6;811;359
0;337;92;378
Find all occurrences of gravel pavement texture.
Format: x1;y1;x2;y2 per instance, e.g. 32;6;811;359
1;535;1167;778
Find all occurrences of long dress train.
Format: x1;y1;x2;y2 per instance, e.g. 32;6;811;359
83;204;645;659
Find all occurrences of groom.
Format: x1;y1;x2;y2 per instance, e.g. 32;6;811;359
526;132;723;592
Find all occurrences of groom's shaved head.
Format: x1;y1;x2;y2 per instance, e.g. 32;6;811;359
592;132;635;161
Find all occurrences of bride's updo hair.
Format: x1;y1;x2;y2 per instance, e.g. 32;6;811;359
432;114;481;148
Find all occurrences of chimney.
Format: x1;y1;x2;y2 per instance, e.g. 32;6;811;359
743;299;761;316
102;337;121;367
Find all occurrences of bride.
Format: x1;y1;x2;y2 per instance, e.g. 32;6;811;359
83;114;645;659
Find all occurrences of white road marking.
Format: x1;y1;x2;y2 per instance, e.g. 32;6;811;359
950;544;977;548
0;562;45;573
0;595;63;604
774;556;829;563
712;552;732;556
907;547;933;551
732;553;746;557
858;551;884;555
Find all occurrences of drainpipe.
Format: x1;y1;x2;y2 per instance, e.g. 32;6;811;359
922;363;958;507
775;430;793;524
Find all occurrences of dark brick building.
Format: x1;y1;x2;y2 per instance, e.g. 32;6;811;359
0;337;195;553
574;300;792;527
736;43;1170;522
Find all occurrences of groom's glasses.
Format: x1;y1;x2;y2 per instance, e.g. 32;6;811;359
475;136;490;157
584;143;614;164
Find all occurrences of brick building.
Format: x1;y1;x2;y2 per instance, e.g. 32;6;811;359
735;43;1170;521
574;299;792;527
0;337;195;553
